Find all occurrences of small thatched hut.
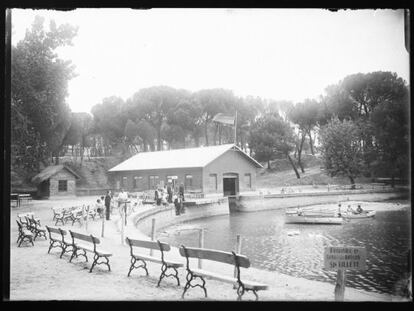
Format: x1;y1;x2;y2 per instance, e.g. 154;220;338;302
31;165;81;198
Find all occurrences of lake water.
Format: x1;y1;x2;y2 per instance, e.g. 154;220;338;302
160;204;411;296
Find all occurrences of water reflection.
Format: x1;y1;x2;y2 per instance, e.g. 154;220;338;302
161;206;411;295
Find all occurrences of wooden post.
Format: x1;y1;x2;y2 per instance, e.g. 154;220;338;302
198;228;205;269
233;234;242;287
334;269;346;301
150;218;156;256
84;205;88;232
121;208;125;245
101;209;105;238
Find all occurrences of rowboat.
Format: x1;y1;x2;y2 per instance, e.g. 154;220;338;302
285;215;343;225
341;210;376;219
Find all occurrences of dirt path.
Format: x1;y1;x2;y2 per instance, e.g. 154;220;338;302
9;197;410;301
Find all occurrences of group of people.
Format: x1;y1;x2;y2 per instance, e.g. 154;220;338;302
154;183;186;215
336;203;364;217
91;184;187;222
94;190;114;220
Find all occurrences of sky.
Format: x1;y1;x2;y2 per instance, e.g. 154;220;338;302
11;8;409;113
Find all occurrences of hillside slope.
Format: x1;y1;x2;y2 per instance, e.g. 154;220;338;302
256;154;373;188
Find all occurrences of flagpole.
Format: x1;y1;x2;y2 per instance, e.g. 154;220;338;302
234;110;237;146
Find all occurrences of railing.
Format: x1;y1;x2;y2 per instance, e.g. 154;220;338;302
76;188;114;196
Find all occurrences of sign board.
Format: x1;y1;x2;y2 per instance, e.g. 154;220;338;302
324;246;367;270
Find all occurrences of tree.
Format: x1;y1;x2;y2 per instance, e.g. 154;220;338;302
319;117;364;188
135;119;157;152
193;89;237;146
11;15;78;168
320;71;409;177
370;94;409;186
127;86;184;151
124;119;139;153
91;96;126;151
287;99;322;171
249;112;300;178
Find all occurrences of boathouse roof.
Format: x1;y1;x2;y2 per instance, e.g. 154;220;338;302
31;165;81;184
108;144;263;172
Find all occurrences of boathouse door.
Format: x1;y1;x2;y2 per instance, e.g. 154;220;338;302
223;173;239;196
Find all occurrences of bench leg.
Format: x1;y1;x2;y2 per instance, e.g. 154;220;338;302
70;247;86;263
47;239;62;254
16;233;22;244
90;254;111;273
18;235;34;247
157;264;180;287
236;284;259;301
127;257;149;277
55;218;63;226
181;271;207;299
60;244;74;258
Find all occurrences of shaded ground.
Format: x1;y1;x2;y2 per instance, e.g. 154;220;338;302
9;193;411;302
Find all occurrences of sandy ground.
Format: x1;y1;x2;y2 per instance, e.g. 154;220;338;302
9;194;411;302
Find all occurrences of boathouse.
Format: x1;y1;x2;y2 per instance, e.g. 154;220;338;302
31;165;81;198
108;144;262;196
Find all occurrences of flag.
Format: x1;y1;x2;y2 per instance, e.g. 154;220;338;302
212;113;235;126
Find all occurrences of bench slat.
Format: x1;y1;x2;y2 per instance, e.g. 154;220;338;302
126;237;170;251
70;231;99;244
179;247;250;268
132;253;182;267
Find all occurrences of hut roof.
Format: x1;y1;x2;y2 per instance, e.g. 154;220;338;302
108;144;263;172
31;165;81;184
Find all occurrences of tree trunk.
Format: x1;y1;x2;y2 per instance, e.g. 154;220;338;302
213;123;218;145
194;134;200;147
267;160;271;169
204;121;209;146
287;154;300;179
308;130;315;155
80;145;84;166
348;175;356;189
218;124;222;145
391;175;395;188
54;152;59;165
157;127;162;151
298;133;306;173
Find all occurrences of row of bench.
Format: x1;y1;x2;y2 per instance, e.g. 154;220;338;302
51;206;103;227
16;213;47;247
44;226;268;300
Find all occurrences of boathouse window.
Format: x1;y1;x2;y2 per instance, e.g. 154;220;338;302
149;175;159;189
244;173;251;189
133;176;142;188
58;180;68;192
185;175;193;188
209;174;217;190
120;176;128;188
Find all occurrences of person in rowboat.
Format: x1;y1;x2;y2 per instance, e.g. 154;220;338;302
356;204;363;214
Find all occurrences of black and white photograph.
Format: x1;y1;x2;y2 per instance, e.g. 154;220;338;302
4;7;411;301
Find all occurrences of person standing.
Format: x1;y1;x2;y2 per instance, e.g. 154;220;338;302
105;190;112;220
167;183;173;203
179;183;185;202
118;189;129;225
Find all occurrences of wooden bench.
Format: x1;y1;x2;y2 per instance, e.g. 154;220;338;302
125;237;183;287
179;246;268;301
45;226;75;258
11;193;20;207
68;208;83;226
17;212;39;229
25;215;47;241
69;230;112;273
16;219;34;247
18;193;32;204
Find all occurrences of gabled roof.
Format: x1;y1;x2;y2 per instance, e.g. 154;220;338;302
108;144;262;172
31;165;81;184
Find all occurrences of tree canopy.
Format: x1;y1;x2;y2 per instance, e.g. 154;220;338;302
11;16;78;170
